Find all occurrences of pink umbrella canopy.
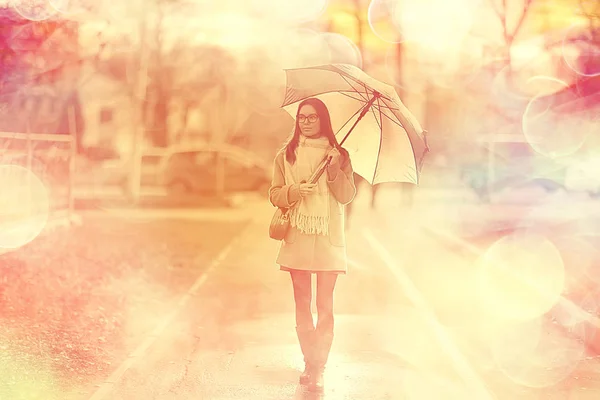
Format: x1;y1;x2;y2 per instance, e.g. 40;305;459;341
282;64;428;185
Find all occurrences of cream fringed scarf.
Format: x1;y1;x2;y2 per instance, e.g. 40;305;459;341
284;136;332;236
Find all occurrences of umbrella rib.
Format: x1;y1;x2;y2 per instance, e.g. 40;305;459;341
370;96;385;184
334;105;365;137
282;89;372;107
340;74;368;101
375;102;401;112
369;103;383;131
284;64;395;103
339;92;370;103
375;99;428;184
375;106;405;129
339;75;370;102
333;65;394;101
283;66;427;184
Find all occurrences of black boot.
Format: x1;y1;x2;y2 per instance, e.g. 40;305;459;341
296;327;315;385
308;332;333;392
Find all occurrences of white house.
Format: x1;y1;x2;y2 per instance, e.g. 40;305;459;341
77;62;137;158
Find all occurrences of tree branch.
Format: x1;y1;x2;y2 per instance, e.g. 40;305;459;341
488;0;509;45
508;0;534;42
489;0;505;21
579;0;600;20
489;0;506;20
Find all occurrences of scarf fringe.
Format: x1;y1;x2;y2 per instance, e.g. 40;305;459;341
290;208;330;236
284;136;331;237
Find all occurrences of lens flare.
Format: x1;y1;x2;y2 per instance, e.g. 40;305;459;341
0;164;50;249
321;32;363;69
525;75;571;99
48;0;93;15
367;0;403;44
491;317;585;388
477;233;565;322
12;0;58;21
490;64;532;114
522;78;592;159
561;22;600;77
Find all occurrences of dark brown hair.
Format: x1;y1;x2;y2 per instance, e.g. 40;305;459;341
284;97;349;164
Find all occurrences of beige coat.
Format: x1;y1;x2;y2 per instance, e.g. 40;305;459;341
269;149;356;273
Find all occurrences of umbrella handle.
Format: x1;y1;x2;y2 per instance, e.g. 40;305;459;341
308;156;332;184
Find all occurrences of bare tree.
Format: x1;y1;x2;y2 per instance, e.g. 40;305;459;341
169;44;236;142
577;0;600;74
488;0;535;71
579;0;600;39
93;0;237;147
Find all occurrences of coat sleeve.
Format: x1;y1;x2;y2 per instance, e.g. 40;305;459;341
326;154;356;205
269;151;301;208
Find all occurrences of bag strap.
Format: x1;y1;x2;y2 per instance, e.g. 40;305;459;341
279;199;298;215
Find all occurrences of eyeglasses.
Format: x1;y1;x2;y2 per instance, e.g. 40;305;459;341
298;114;319;124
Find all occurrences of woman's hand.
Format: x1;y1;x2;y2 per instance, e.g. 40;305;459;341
328;147;341;166
299;183;317;197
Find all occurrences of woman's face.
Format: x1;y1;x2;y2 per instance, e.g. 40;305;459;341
298;105;321;138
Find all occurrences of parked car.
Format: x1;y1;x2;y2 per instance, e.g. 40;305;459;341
74;153;166;191
158;144;271;196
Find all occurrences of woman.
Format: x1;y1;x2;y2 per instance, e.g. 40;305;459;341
268;97;356;392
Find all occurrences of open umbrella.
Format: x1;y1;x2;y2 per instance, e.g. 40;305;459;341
281;63;429;185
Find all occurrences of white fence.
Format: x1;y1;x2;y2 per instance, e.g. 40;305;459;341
0;131;76;225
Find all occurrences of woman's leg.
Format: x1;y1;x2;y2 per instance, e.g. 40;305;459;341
289;270;314;384
315;272;338;335
290;270;313;330
310;272;338;391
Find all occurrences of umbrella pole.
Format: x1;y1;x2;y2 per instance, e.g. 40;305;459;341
339;91;381;146
309;91;381;184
